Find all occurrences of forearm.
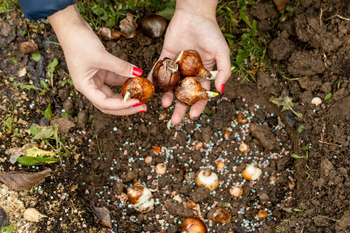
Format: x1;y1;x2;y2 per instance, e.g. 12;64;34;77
176;0;218;18
48;4;84;43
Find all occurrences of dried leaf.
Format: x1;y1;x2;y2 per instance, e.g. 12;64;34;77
270;96;302;118
0;206;8;228
88;201;112;229
6;144;57;165
120;13;138;39
19;41;38;54
0;168;52;191
32;127;54;140
23;208;47;222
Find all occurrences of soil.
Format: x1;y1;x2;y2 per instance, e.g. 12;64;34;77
1;0;350;232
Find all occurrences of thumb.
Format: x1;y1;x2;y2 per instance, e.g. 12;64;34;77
97;50;143;77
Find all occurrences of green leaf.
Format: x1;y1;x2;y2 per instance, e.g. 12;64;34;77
17;156;59;166
30;124;41;136
11;57;17;64
1;223;15;233
324;93;332;101
158;2;175;20
236;49;249;65
297;125;305;133
105;18;115;28
89;114;94;122
203;107;213;117
301;145;308;151
45;103;53;120
31;52;41;62
9;77;15;82
48;58;59;85
40;80;50;91
32;127;54;140
238;5;252;28
91;5;104;16
61;112;71;118
337;81;341;90
291;154;307;159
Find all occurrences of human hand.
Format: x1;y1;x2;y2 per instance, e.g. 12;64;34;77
150;0;231;125
48;4;146;115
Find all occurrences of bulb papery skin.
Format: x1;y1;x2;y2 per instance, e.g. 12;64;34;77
153;58;180;93
239;143;249;153
175;50;212;79
175;77;214;105
181;217;207;233
127;180;154;213
141;14;167;38
155;163;167;175
121;77;155;104
194;169;219;191
207;207;232;224
230;186;243;198
241;164;262;181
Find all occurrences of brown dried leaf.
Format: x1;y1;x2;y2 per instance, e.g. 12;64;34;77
0;168;52;191
120;13;138;39
19;41;38;53
89;201;112;229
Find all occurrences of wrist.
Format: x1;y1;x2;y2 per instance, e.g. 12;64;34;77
48;4;84;40
176;0;218;19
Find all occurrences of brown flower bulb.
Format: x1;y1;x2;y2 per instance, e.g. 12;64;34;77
194;168;219;192
236;112;248;124
175;50;212;79
141;14;167;38
127;180;154;213
239;143;249;153
273;0;290;13
175;77;218;105
207;207;232;224
121;77;155;104
98;27;124;40
230;186;243;198
119;12;138;39
181;217;207;233
153;58;180;92
152;145;161;154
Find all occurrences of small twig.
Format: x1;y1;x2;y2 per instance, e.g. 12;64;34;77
320;8;323;27
318;123;342;147
95;135;103;160
326;14;350;21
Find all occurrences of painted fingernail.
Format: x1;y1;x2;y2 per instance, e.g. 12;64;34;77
139;110;146;113
132;102;142;107
132;67;143;77
220;83;226;94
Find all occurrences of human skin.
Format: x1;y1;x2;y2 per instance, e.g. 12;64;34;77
48;4;146;115
151;0;231;125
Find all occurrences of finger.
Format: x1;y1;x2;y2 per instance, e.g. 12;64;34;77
103;71;130;86
95;104;147;116
80;80;140;111
213;48;231;94
97;51;143;77
171;101;189;125
162;90;175;108
100;84;114;97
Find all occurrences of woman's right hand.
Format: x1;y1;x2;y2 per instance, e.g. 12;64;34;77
48;4;147;115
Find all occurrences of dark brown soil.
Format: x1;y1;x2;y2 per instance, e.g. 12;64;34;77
1;0;350;232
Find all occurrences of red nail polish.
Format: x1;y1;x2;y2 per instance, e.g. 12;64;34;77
220;83;225;94
139;110;146;113
132;103;142;107
132;67;143;77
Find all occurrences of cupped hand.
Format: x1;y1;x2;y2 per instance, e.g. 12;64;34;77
48;5;146;115
149;6;231;125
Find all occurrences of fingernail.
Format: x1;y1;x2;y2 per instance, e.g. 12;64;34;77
132;67;143;77
139;110;146;113
132;103;142;107
220;83;225;94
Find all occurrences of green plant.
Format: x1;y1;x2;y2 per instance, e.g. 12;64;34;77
270;95;303;118
224;2;267;83
297;125;305;133
47;58;59;86
1;222;15;233
31;52;41;62
324;93;332;101
2;117;13;131
45;103;53;119
291;145;309;159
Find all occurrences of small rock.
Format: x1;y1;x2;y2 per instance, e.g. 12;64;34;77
77;111;88;129
63;99;75;115
19;41;38;53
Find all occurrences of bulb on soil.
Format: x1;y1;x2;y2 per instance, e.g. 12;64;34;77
194;168;219;191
